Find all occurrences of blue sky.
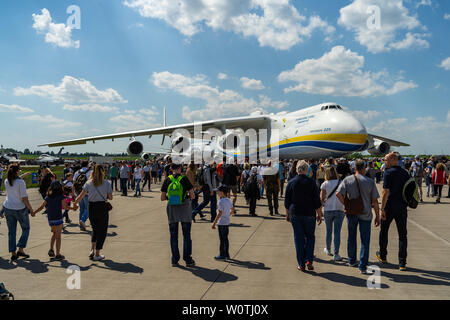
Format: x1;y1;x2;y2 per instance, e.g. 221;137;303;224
0;0;449;155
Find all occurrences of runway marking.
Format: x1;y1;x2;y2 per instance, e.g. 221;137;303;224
408;218;450;246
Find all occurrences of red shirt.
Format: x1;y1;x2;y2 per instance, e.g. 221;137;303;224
432;169;446;185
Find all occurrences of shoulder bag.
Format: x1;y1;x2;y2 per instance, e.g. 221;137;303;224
93;183;113;212
344;175;364;215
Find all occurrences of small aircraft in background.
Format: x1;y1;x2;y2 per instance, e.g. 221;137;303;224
34;147;66;165
0;145;26;164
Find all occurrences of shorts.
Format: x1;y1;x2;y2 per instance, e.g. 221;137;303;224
151;171;157;178
415;177;422;187
227;185;238;194
48;219;64;227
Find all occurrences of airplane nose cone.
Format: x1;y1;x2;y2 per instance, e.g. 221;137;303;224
333;112;367;136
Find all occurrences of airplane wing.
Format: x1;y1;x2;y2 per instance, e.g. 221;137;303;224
368;134;410;147
38;115;271;147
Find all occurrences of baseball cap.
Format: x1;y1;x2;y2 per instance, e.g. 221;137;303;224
215;185;229;194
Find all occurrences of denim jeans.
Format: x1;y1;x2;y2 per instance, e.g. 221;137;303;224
379;208;407;265
79;196;89;223
4;207;30;253
134;178;141;196
120;178;128;196
218;225;230;258
110;177;118;191
324;210;345;255
346;215;371;271
193;190;217;221
169;222;192;264
290;215;316;268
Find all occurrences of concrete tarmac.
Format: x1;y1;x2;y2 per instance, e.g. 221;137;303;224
0;183;449;300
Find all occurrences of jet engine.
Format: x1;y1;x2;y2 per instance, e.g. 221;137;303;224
141;152;151;161
367;138;390;156
127;140;144;156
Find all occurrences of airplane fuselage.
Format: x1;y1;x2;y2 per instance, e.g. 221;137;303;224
208;103;368;160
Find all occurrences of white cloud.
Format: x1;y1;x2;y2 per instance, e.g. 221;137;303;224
124;0;335;50
338;0;429;53
151;71;288;121
110;111;158;130
439;57;450;70
32;8;80;49
63;104;120;112
278;46;418;97
19;114;82;129
445;14;450;20
390;32;430;50
353;110;382;122
240;77;265;90
14;76;127;104
0;104;34;113
218;73;228;80
139;106;159;116
416;0;432;8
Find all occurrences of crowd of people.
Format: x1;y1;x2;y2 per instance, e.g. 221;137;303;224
0;153;449;274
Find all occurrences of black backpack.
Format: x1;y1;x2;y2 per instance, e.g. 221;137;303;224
244;174;259;198
403;177;419;209
74;169;88;194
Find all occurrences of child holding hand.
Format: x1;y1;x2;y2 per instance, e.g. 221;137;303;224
212;185;234;261
34;181;78;260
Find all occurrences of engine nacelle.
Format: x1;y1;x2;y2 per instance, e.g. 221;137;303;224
127;140;144;156
141;153;151;161
367;138;390;156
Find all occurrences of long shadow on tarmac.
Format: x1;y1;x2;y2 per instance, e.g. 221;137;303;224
311;271;390;289
378;264;450;287
95;259;144;274
177;265;238;283
314;257;450;287
0;257;50;274
227;259;271;270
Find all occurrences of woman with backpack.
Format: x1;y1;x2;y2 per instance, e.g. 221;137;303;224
432;163;447;204
74;164;113;261
240;163;251;204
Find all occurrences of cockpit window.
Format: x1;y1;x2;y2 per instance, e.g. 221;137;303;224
329;105;337;109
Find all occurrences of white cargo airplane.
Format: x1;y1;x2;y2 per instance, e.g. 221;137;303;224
38;103;409;160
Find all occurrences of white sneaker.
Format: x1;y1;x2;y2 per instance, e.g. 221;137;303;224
93;254;105;261
333;254;343;261
323;248;332;256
